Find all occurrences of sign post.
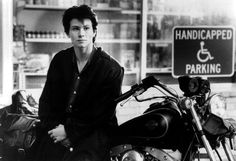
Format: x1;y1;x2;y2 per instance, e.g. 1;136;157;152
172;26;235;78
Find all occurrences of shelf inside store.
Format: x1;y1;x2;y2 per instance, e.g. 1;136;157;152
124;68;139;74
147;39;172;45
24;4;142;15
99;19;139;24
97;39;140;44
22;69;138;76
25;38;70;43
147;10;197;16
24;4;121;11
121;10;141;15
23;72;47;76
145;67;172;73
25;38;140;44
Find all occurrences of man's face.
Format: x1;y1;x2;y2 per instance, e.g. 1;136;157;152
68;18;96;48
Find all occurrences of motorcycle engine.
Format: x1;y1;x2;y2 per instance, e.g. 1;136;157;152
110;144;182;161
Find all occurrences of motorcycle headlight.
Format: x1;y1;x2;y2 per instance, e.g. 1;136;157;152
209;94;226;117
121;150;144;161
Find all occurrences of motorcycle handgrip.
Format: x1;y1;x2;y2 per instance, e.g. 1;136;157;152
115;84;141;103
224;118;236;135
115;76;160;103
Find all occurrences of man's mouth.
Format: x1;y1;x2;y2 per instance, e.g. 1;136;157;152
77;39;86;42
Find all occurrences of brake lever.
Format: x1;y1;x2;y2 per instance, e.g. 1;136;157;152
133;88;146;97
119;88;146;107
120;96;132;107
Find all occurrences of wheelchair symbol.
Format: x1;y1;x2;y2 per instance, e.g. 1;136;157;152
197;41;214;63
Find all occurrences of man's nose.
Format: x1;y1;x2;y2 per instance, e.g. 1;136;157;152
78;28;85;37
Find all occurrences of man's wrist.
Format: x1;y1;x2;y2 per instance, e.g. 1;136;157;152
60;138;71;148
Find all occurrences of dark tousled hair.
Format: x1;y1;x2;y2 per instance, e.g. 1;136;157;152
62;5;98;42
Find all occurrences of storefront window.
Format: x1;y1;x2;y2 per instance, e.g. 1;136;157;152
146;0;236;83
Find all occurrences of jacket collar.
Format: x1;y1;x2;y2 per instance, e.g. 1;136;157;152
72;46;98;75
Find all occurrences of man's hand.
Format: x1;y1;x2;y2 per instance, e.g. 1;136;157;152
48;124;67;143
61;138;71;148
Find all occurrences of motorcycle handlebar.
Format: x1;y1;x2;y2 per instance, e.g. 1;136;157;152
114;84;141;103
115;76;172;103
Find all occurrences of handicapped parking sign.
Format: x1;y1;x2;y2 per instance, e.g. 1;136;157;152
172;26;235;78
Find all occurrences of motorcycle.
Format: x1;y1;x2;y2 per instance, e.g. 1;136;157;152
110;75;236;161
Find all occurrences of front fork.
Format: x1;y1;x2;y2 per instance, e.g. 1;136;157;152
221;139;235;161
189;103;217;161
189;102;235;161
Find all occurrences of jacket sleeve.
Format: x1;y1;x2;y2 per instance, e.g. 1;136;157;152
38;54;61;129
38;61;53;121
64;66;124;146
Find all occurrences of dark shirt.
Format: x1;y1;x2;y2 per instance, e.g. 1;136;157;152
39;46;124;147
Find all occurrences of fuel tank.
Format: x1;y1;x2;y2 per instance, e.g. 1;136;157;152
112;100;185;149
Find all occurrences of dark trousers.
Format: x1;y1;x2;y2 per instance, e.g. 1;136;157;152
26;128;111;161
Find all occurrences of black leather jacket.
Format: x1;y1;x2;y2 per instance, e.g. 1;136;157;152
35;46;124;161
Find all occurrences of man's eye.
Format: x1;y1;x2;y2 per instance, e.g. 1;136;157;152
84;27;90;30
72;28;79;31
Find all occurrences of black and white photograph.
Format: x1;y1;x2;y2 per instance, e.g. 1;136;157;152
0;0;236;161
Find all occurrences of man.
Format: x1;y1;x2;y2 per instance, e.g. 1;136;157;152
27;5;124;161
